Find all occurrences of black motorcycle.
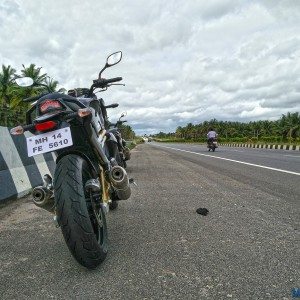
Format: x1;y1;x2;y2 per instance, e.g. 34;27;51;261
108;112;131;168
11;51;131;269
207;138;218;152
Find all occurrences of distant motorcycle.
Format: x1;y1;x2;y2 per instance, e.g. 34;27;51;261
207;138;218;152
10;51;132;269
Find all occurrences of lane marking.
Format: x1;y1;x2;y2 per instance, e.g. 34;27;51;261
189;144;245;152
284;154;300;158
153;144;300;176
228;149;244;153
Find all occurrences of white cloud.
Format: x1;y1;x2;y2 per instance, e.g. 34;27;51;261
0;0;299;134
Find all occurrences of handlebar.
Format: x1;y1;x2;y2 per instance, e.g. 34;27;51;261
88;76;123;97
93;77;123;89
104;77;122;84
105;103;119;109
113;120;127;127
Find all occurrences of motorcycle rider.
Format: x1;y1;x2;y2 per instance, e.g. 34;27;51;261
207;127;218;144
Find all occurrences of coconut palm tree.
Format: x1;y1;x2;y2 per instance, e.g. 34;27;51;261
279;112;300;142
21;64;47;85
0;64;16;107
44;77;66;93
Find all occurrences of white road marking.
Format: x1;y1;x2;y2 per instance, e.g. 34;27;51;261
154;144;300;176
190;144;244;152
284;154;300;158
228;149;244;153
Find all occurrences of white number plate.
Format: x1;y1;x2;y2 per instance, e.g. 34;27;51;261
26;127;73;157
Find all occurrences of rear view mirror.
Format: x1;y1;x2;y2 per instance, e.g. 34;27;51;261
99;51;123;78
106;51;122;67
15;77;34;87
119;111;127;121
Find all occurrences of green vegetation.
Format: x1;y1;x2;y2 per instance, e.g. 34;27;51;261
117;124;136;141
0;64;63;127
153;112;300;145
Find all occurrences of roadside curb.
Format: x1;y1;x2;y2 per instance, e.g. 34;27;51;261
220;143;300;151
0;126;56;203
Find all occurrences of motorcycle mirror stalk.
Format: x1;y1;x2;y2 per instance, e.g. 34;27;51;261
98;51;122;79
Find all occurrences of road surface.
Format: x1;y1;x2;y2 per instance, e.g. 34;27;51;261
0;143;299;299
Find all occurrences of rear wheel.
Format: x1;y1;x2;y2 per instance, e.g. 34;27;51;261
54;154;108;269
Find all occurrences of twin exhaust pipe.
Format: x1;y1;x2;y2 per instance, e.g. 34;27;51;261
32;166;131;213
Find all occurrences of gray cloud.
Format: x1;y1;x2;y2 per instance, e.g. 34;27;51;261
1;0;299;134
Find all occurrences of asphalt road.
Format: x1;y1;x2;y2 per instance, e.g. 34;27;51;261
1;143;299;300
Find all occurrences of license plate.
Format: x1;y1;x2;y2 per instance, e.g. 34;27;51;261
26;127;73;157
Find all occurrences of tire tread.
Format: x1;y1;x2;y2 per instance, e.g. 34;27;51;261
54;154;107;269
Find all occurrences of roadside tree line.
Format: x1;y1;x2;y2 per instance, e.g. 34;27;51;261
153;112;300;144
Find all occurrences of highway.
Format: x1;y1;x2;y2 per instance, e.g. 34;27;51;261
0;143;299;299
151;142;300;205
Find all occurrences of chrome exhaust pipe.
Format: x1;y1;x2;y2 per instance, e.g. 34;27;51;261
109;166;131;200
32;174;55;213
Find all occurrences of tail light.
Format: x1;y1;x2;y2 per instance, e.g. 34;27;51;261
40;100;62;113
35;121;57;132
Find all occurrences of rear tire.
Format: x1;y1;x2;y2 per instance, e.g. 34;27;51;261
54;154;108;269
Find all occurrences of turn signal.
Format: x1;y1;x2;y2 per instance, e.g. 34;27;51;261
78;108;92;117
10;125;24;135
35;121;57;132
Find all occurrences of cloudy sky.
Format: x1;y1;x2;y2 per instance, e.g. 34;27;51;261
1;0;300;134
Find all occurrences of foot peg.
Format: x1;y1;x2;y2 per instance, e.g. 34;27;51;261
85;179;101;192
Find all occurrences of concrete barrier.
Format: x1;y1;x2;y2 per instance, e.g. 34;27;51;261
0;126;56;202
220;143;300;151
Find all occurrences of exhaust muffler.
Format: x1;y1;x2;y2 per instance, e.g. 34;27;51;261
109;166;131;200
32;174;55;213
32;186;54;213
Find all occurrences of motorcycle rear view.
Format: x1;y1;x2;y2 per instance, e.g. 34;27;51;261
10;51;132;269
